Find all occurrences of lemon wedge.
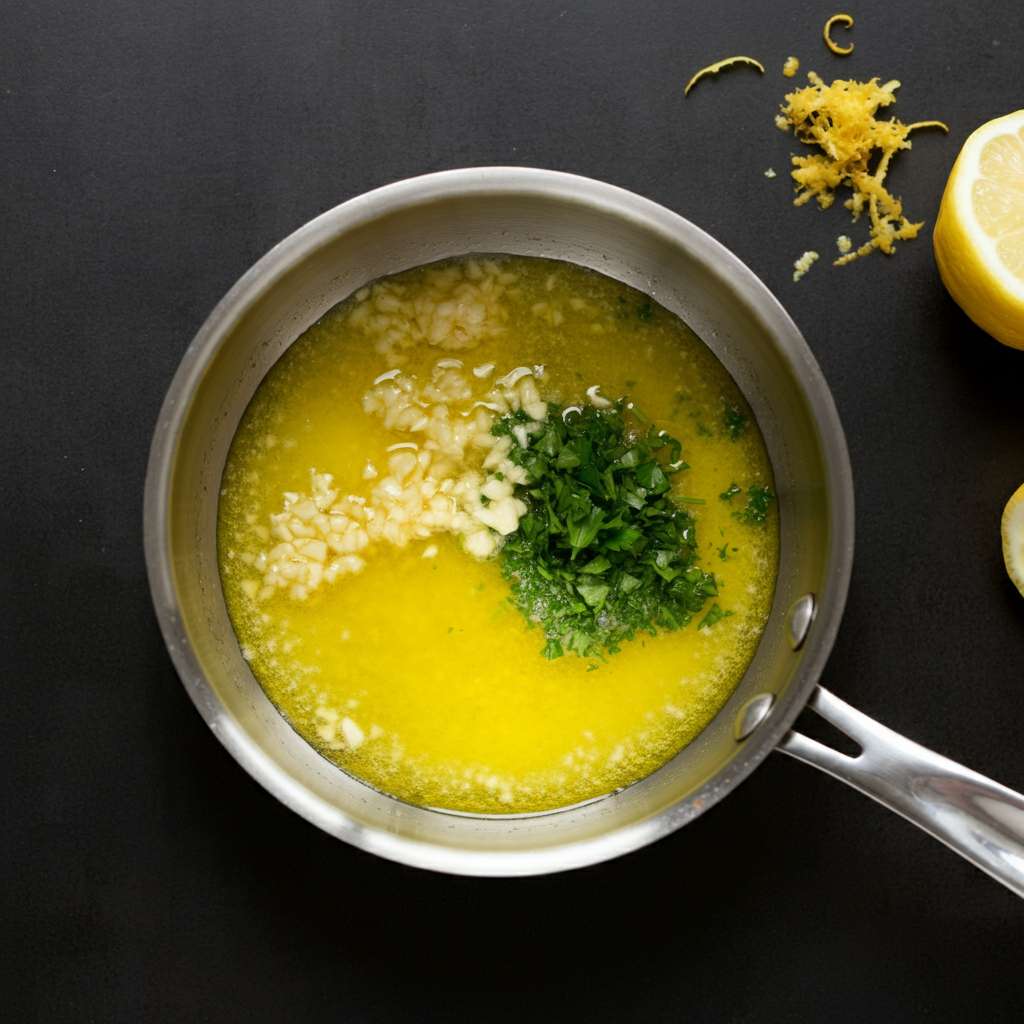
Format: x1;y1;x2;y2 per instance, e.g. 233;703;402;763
1004;483;1024;598
933;110;1024;350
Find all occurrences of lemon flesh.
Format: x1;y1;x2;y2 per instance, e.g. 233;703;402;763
1004;483;1024;598
933;110;1024;350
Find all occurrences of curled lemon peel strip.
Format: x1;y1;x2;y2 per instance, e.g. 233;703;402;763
823;14;854;55
905;120;950;133
685;56;765;96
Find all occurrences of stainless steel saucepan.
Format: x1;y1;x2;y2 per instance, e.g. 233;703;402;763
144;167;1024;891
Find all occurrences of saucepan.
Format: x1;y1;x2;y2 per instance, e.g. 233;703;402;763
144;167;1024;891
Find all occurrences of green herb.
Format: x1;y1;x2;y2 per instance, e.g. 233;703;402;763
724;407;747;440
732;485;775;525
717;542;730;561
670;393;691;421
541;638;563;660
480;494;491;506
615;296;653;323
492;401;719;660
696;422;713;437
719;482;742;501
698;603;734;630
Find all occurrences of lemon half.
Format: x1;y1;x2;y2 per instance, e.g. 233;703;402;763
1004;483;1024;598
933;110;1024;350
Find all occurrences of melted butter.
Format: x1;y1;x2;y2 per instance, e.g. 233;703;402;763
218;256;778;813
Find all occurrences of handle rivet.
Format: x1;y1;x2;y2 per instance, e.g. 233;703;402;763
785;593;816;651
735;693;775;741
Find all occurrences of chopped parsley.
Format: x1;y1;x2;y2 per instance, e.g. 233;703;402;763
618;297;655;322
723;407;747;440
731;485;775;525
719;482;775;524
698;603;734;630
492;401;720;660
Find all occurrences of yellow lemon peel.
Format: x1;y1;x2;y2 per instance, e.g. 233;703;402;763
777;71;947;264
1003;483;1024;598
685;56;765;96
906;120;951;133
824;14;854;55
933;109;1024;350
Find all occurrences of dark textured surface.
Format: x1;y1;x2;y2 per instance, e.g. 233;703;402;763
3;1;1024;1020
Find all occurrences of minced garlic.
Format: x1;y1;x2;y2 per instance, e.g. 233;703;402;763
246;361;555;601
347;258;516;368
777;71;948;264
783;56;800;77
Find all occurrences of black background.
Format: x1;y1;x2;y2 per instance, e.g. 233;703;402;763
4;1;1024;1020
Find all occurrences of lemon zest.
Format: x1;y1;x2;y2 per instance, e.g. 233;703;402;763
793;251;819;281
685;56;765;96
778;71;946;264
823;14;854;55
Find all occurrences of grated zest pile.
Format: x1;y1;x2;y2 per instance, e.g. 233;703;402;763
777;71;947;264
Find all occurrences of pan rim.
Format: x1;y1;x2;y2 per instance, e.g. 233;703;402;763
144;166;855;875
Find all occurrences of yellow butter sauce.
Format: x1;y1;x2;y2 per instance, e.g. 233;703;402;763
217;256;778;813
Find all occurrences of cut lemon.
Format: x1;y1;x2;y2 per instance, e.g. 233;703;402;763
933;110;1024;350
1004;483;1024;598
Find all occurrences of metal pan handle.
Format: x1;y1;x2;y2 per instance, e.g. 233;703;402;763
777;685;1024;900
